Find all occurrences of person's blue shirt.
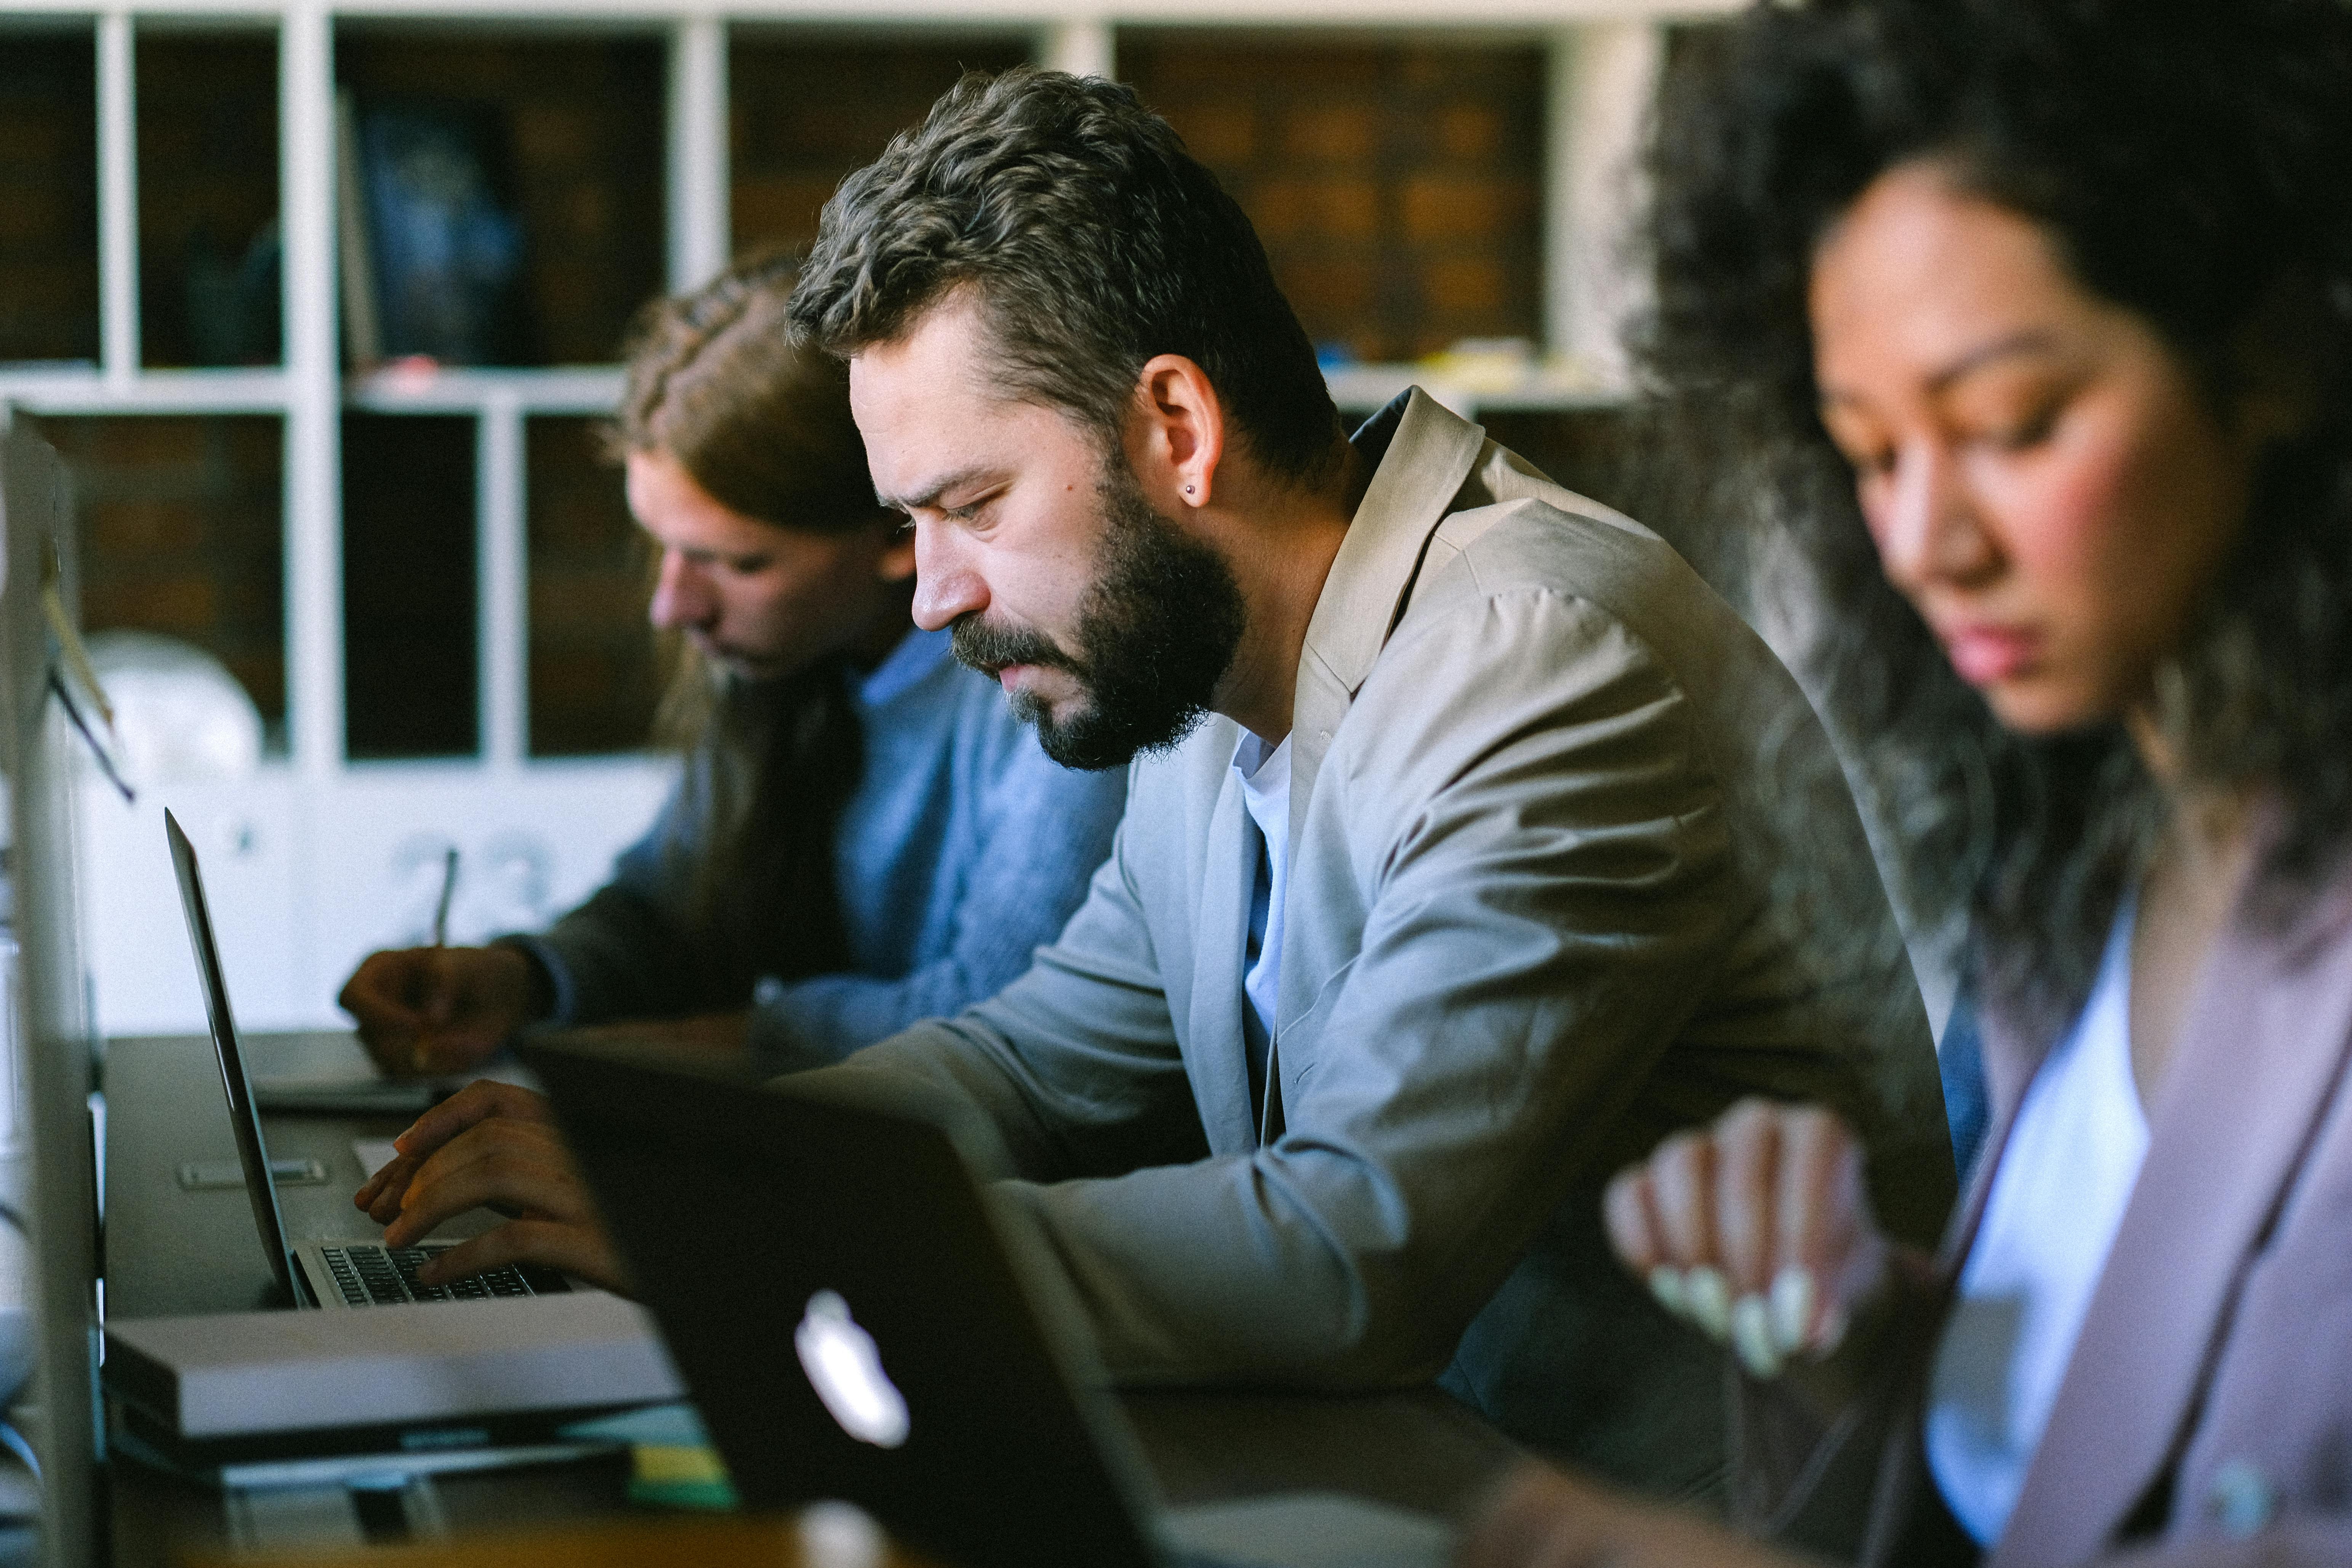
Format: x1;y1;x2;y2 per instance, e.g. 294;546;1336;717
509;628;1127;1067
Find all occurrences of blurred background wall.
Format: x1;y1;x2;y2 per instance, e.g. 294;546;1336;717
0;3;1739;1035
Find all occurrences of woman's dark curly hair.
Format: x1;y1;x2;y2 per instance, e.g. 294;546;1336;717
1642;0;2352;1028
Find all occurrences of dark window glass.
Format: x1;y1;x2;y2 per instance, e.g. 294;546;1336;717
139;28;282;369
0;26;99;364
1123;34;1545;363
37;413;288;750
730;34;1031;257
526;416;659;756
342;413;477;758
335;29;666;367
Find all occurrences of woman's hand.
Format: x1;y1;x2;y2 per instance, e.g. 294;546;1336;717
1602;1097;1890;1379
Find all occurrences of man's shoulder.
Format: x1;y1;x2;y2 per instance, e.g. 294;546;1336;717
1400;462;1774;704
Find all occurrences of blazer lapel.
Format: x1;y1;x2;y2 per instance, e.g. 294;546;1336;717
1287;387;1487;863
1186;772;1261;1154
1991;874;2352;1566
1273;391;1488;1050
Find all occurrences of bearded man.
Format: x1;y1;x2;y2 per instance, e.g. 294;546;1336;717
360;68;1953;1494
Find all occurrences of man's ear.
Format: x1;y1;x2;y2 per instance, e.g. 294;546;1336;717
1131;355;1227;510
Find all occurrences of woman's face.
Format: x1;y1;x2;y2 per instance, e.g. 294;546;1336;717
1809;162;2260;735
627;448;916;684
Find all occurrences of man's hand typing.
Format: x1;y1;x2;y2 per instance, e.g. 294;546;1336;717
352;1080;631;1292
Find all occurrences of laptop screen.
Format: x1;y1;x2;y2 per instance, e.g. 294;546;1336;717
165;809;307;1307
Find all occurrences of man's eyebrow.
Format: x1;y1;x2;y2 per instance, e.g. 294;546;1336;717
879;465;999;513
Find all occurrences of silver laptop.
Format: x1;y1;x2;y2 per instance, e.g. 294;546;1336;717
166;808;565;1312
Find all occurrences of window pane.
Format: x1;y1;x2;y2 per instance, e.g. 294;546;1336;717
342;413;476;758
139;27;282;369
36;414;288;749
336;28;665;367
730;34;1031;257
526;416;659;756
0;25;98;365
1122;35;1544;364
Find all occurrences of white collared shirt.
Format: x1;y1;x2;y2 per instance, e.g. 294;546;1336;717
1926;896;2150;1545
1232;732;1293;1057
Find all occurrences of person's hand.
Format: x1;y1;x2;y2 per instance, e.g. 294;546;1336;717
351;1080;630;1292
339;945;537;1077
1458;1462;1812;1568
1602;1097;1889;1379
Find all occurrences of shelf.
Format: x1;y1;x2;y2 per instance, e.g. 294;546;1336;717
0;366;288;412
1;362;1628;420
0;0;1736;22
344;364;626;413
1331;362;1631;416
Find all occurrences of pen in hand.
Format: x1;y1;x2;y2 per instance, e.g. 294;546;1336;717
431;845;458;948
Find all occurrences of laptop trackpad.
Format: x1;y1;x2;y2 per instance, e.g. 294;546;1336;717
1160;1492;1452;1568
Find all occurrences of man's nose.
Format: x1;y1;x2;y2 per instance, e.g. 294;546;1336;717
909;521;988;633
1873;439;1996;593
648;552;716;631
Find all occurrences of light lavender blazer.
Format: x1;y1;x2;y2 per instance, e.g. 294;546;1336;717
1742;847;2352;1566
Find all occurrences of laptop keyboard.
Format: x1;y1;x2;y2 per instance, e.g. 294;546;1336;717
317;1242;549;1307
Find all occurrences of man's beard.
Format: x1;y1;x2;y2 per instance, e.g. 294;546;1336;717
951;459;1246;771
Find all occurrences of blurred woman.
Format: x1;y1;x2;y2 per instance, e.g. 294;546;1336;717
1465;2;2352;1564
340;253;1126;1074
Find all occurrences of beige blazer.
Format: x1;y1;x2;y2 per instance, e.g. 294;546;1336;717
1743;844;2352;1565
808;391;1952;1495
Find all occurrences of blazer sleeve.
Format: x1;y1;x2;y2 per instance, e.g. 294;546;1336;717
833;585;1762;1388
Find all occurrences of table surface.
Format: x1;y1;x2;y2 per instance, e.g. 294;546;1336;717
99;1031;1522;1563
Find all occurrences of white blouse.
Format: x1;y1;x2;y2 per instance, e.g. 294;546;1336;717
1925;897;2151;1546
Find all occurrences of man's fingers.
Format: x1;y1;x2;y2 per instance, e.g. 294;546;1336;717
384;1128;589;1248
410;1219;629;1295
355;1151;424;1220
390;1080;553;1159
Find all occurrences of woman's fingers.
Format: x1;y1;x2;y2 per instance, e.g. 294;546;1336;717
1771;1107;1875;1356
1712;1101;1787;1376
1606;1098;1888;1376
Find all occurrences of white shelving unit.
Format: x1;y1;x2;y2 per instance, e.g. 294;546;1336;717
0;0;1728;1035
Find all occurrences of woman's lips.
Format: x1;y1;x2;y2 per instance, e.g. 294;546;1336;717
1941;624;2040;685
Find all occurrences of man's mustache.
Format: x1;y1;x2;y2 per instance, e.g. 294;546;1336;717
951;616;1078;677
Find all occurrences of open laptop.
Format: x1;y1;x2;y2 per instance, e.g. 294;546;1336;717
165;808;567;1312
522;1035;1456;1568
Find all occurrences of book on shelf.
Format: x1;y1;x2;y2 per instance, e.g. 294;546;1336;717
335;91;536;370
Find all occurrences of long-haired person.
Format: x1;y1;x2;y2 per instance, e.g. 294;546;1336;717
1464;2;2352;1565
339;254;1126;1075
